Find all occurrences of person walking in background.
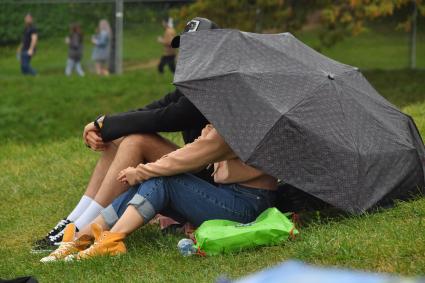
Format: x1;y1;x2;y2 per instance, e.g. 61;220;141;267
91;19;111;76
65;23;85;77
157;18;177;74
17;13;38;76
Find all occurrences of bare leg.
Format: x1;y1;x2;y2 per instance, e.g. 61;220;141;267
76;215;109;238
110;205;144;236
95;62;101;75
93;134;178;207
84;141;121;198
71;134;176;235
102;66;109;76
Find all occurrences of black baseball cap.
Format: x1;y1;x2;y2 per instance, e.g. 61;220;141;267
171;17;219;48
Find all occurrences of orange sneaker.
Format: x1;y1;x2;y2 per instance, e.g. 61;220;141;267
66;223;126;261
40;223;93;263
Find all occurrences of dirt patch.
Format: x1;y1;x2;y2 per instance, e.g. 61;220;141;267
124;59;159;72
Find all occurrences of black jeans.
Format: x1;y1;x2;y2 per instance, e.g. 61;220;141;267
158;55;176;74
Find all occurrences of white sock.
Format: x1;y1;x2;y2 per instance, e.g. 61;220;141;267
67;195;93;222
74;201;104;230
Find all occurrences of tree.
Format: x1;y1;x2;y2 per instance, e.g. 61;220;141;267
173;0;424;47
172;0;316;33
318;0;425;48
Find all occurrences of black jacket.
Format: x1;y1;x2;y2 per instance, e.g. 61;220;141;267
100;89;209;144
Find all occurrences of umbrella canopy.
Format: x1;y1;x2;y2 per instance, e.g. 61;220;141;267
173;29;425;213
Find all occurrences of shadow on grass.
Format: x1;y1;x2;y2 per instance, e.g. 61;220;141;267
294;191;425;230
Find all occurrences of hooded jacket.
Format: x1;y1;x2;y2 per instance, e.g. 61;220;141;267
134;124;277;190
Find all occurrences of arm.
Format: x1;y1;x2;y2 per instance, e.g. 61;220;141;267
139;89;182;110
118;126;237;184
162;29;175;47
27;33;38;56
95;31;108;47
99;93;207;142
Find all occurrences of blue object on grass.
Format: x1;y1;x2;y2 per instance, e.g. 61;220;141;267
233;261;424;283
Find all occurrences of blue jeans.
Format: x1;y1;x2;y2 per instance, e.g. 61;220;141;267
101;173;276;228
21;51;36;75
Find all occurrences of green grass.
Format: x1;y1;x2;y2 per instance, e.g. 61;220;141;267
0;24;425;282
296;27;425;70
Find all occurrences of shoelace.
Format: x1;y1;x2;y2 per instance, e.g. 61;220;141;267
51;242;74;258
79;241;99;257
47;219;69;236
49;229;65;242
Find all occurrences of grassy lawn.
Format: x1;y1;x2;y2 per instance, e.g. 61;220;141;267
0;25;424;282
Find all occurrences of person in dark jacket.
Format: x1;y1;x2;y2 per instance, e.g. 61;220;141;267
32;17;219;253
17;13;38;76
65;23;85;76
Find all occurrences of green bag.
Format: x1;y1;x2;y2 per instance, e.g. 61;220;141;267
194;207;298;255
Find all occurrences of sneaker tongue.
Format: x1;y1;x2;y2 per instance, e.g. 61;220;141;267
91;223;104;241
62;223;76;242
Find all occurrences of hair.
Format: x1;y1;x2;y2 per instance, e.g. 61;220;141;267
70;23;82;35
99;19;111;36
162;17;174;28
167;17;174;28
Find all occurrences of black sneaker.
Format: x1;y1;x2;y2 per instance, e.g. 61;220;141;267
31;219;71;253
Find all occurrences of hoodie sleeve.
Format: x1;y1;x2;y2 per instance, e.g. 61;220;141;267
99;90;208;142
134;125;237;180
139;89;182;110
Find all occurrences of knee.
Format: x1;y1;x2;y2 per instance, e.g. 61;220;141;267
140;177;167;191
135;177;169;199
120;134;156;148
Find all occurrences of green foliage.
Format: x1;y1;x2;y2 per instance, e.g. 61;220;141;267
0;3;114;45
172;0;314;33
173;0;425;47
0;2;172;46
318;0;425;47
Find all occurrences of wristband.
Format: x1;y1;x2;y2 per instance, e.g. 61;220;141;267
94;115;105;130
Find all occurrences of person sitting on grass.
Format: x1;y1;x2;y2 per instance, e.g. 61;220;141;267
40;124;277;262
32;17;220;253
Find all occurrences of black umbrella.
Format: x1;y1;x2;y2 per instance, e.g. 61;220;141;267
173;29;425;213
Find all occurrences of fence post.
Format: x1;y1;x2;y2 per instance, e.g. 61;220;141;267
409;0;417;69
115;0;123;74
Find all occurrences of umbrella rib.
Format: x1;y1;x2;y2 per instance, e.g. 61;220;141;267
174;71;240;85
248;78;329;159
331;79;362;193
248;32;353;75
339;75;416;151
340;71;401;112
